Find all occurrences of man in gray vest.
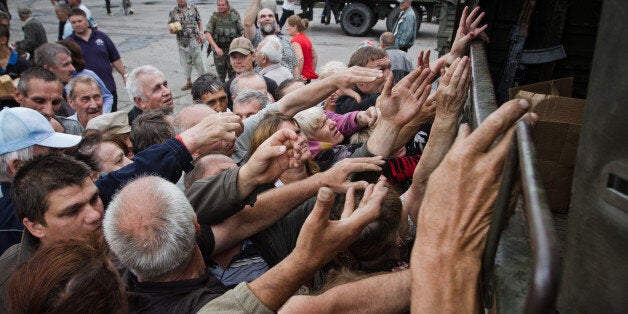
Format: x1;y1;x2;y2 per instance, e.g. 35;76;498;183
204;0;244;82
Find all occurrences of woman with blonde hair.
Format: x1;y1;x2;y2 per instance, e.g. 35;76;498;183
286;15;318;82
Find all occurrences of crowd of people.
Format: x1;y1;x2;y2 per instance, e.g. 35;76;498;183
0;1;536;313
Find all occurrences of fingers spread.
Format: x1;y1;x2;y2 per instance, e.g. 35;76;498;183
466;99;530;152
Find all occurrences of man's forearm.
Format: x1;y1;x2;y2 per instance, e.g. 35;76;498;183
249;252;319;311
412;247;481;313
366;119;401;157
278;79;340;117
280;270;410;313
112;59;126;76
243;0;260;39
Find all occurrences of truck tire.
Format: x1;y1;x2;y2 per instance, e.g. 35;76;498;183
340;3;374;37
386;6;422;34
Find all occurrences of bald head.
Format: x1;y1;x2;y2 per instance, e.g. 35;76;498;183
184;154;237;189
173;104;217;134
104;176;197;281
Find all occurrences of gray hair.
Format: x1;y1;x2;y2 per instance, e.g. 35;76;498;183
319;61;347;79
258;35;282;64
55;3;72;16
126;65;164;102
234;89;269;110
293;106;325;138
0;147;34;182
230;71;265;98
67;75;101;101
104;176;197;281
172;104;215;134
34;43;71;68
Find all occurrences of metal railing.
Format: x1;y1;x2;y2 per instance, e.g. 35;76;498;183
466;41;561;313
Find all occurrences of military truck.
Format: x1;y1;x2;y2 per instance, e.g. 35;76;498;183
334;0;440;36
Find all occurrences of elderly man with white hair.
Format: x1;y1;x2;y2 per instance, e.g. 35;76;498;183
256;35;293;86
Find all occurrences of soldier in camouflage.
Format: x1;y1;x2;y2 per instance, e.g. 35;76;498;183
204;0;244;82
169;0;207;90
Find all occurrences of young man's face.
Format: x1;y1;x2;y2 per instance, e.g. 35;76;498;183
15;78;64;118
136;72;174;111
69;14;89;35
229;52;255;74
69;81;103;127
25;178;104;245
217;0;229;14
200;89;228;112
359;57;392;94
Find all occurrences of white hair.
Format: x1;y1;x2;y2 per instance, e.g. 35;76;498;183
293;106;325;139
258;35;282;64
125;65;164;102
0;147;34;182
104;176;197;280
319;61;348;79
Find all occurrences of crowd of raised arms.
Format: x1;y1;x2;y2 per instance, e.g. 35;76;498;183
0;1;538;313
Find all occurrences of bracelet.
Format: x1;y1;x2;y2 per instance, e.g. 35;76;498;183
175;135;189;150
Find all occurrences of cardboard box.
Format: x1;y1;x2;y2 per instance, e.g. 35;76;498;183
510;78;586;213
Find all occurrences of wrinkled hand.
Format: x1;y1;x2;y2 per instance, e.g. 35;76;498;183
415;99;535;257
376;67;436;128
242;128;303;185
294;177;388;268
434;57;471;119
316;157;385;193
449;6;489;64
355;106;379;127
178;112;243;154
332;66;384;103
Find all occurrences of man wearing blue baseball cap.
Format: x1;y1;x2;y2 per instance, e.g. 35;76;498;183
0;107;82;255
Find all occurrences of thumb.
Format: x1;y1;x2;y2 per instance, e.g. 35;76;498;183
345;88;362;104
310;187;335;221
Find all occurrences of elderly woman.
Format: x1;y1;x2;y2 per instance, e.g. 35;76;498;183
286;15;318;82
68;129;133;179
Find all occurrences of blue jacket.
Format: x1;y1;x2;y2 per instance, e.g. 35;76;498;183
393;7;417;48
0;137;193;255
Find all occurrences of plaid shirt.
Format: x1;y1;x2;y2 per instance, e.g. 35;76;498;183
169;3;202;47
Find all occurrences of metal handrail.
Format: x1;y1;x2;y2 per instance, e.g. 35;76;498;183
467;40;560;313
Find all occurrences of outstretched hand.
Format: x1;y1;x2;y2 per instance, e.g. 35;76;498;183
178;112;243;154
435;56;471;119
334;66;384;103
242;128;303;186
376;66;437;128
449;6;490;63
315;156;385;193
295;176;388;268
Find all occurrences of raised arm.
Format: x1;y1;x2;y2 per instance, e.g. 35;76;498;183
411;99;535;313
367;66;436;157
211;157;385;255
281;270;410;313
243;0;261;40
277;66;383;117
404;56;470;224
249;179;388;311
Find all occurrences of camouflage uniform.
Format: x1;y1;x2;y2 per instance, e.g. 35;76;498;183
205;9;244;82
169;3;207;79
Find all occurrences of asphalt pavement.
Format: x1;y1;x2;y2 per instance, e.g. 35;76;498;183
7;0;437;113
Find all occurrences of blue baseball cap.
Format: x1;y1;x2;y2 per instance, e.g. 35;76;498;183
0;107;82;154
